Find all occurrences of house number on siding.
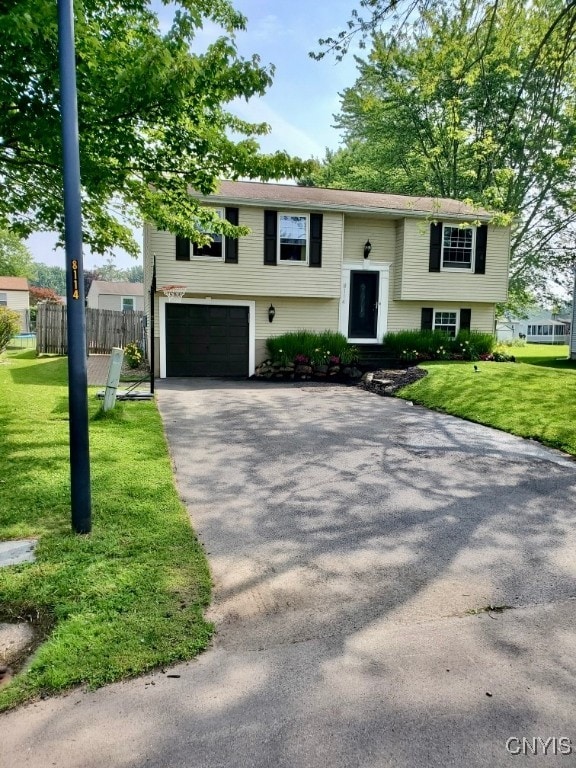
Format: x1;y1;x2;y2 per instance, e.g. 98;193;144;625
71;259;80;300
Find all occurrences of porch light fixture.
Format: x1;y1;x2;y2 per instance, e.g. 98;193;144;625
363;240;372;259
268;303;276;323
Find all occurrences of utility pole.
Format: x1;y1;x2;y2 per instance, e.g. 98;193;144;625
57;0;92;533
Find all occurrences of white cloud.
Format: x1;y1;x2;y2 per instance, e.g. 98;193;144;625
230;97;327;158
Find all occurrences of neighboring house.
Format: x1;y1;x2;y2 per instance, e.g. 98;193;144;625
497;308;571;344
144;181;511;378
86;281;144;312
0;276;30;331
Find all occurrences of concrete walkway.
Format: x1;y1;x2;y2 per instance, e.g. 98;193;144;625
2;380;576;767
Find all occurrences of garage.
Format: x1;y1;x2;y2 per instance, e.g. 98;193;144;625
165;303;250;377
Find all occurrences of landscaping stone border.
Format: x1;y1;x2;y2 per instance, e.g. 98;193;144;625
251;360;428;395
359;366;428;396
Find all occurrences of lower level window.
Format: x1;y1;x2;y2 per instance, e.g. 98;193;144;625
0;292;6;306
122;296;135;312
434;310;457;336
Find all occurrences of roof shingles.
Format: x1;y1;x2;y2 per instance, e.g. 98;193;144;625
201;181;493;220
0;276;29;291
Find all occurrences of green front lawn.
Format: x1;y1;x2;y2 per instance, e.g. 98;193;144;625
398;344;576;456
0;350;212;711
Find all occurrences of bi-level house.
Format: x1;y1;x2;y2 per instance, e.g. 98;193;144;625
144;181;510;378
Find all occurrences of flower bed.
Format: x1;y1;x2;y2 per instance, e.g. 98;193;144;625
258;330;363;381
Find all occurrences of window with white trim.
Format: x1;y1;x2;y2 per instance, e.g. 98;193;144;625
278;213;308;263
122;296;135;312
192;208;224;259
434;310;458;336
0;292;7;306
442;226;474;270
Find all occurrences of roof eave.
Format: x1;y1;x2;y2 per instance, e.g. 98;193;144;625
197;193;493;222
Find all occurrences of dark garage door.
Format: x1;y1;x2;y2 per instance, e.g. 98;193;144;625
166;303;249;377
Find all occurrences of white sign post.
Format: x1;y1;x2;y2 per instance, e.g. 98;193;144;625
102;347;125;412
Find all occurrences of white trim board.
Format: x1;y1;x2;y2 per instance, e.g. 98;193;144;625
159;296;256;378
339;262;390;343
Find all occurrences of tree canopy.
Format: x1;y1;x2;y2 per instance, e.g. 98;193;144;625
307;0;576;300
1;0;311;257
0;230;36;278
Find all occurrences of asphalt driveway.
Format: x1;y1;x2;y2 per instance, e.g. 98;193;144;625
3;380;576;767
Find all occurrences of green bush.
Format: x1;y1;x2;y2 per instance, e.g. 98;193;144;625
383;329;451;358
124;342;143;369
454;330;495;357
0;307;21;353
265;330;358;365
383;329;496;361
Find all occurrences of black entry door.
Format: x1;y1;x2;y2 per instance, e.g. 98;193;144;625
348;271;379;339
166;303;249;376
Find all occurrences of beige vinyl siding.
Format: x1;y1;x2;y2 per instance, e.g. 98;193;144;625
152;293;340;374
2;289;29;312
1;290;29;332
387;300;496;334
393;220;405;297
97;294;121;311
342;215;395;263
148;207;342;299
394;219;509;302
103;294;144;311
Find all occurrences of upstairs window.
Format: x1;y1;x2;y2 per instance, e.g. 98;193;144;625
122;296;135;312
192;209;224;259
278;214;308;263
429;223;487;274
442;226;474;270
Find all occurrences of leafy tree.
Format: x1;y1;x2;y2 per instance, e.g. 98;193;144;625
1;0;311;256
29;286;63;306
93;259;143;283
31;263;67;295
309;0;576;300
124;265;144;284
0;230;36;279
83;269;103;298
314;0;576;61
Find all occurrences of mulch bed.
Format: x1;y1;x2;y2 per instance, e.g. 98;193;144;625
251;364;428;396
358;366;428;396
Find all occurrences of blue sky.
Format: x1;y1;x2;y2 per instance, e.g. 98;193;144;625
27;0;362;271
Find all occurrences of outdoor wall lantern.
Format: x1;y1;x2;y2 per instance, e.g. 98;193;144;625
363;240;372;259
268;303;276;323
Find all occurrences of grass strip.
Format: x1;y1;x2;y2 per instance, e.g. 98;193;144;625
397;345;576;456
0;350;212;711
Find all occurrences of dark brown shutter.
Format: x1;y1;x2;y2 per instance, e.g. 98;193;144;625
475;224;488;274
429;223;442;272
264;210;277;265
309;213;323;268
460;308;471;331
421;307;434;330
225;207;239;264
176;235;190;261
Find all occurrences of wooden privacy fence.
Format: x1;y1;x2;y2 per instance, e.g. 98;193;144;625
36;303;145;355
